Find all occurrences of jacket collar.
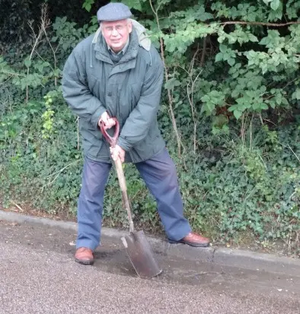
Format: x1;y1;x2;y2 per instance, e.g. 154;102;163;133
107;39;129;56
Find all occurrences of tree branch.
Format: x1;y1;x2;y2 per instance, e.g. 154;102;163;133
221;21;300;27
149;0;184;157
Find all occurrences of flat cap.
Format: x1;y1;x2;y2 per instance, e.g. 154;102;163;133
97;3;132;22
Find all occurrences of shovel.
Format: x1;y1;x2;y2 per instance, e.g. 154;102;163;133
100;118;162;279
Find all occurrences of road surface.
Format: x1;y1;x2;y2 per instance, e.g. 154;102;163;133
0;220;299;313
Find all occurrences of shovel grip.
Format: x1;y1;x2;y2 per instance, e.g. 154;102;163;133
99;118;120;148
114;156;135;233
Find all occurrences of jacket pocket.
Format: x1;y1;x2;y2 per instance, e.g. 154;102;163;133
130;83;142;110
88;74;106;104
81;129;103;157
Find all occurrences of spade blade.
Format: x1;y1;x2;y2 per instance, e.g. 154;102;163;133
121;230;162;279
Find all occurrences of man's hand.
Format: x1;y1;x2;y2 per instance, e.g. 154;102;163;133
110;145;125;163
98;111;116;129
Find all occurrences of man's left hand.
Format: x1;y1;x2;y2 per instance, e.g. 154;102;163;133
110;145;125;163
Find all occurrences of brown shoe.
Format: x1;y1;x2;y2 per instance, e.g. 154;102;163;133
75;247;94;265
169;232;210;247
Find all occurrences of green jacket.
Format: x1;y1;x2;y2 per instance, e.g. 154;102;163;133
62;29;165;163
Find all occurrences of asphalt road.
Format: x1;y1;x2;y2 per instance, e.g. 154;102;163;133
1;220;300;314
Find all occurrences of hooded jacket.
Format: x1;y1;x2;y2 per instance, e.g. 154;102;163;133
62;27;165;163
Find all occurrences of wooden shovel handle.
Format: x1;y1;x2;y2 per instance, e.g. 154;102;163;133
99;117;134;233
114;158;135;233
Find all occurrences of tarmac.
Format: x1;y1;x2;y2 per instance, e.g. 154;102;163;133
1;209;300;277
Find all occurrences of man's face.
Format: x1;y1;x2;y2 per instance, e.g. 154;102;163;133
101;19;132;53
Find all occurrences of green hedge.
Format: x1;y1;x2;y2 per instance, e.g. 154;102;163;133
1;0;300;254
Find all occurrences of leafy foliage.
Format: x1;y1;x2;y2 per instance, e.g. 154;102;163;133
1;0;300;254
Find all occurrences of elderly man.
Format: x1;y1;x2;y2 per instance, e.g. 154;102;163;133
62;2;210;265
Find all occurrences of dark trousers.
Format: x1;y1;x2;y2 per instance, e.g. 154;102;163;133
76;148;191;250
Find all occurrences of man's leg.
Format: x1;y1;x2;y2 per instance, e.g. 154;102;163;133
76;157;111;252
135;148;210;247
135;148;192;241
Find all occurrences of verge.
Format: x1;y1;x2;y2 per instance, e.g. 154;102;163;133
1;209;300;277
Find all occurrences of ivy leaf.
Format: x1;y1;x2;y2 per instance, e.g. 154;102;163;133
122;0;142;11
292;89;300;100
164;78;181;90
233;109;243;120
215;52;223;62
24;59;31;68
82;0;94;12
219;44;227;53
227;57;235;66
270;0;280;11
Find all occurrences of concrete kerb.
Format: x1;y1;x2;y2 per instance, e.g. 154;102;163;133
1;209;300;277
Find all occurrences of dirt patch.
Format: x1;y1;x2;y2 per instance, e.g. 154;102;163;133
1;219;300;300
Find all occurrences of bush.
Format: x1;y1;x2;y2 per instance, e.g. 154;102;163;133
1;0;300;255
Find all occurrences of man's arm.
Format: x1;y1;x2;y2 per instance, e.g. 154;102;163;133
117;50;164;151
62;47;106;128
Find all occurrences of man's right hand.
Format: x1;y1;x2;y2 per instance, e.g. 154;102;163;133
98;111;116;129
